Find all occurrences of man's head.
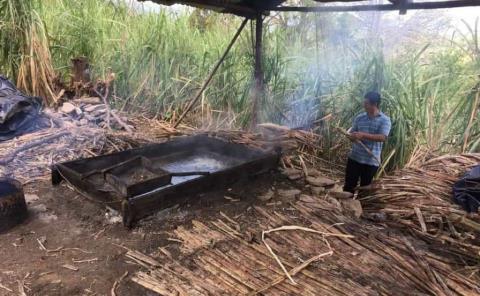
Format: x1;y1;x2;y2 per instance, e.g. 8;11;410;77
363;91;381;113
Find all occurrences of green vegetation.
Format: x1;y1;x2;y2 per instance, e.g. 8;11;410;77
0;0;479;170
0;0;57;103
0;0;35;79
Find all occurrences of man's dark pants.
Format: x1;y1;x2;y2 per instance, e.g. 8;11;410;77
343;158;378;193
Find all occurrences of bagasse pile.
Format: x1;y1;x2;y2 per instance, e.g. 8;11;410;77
0;127;105;182
125;195;479;295
0;116;189;183
362;154;480;266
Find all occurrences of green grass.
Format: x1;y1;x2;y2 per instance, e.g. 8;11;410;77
40;0;262;124
0;0;35;79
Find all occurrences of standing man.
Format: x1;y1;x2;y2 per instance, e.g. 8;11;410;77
343;92;391;194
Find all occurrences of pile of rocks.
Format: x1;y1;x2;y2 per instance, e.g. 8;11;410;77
57;97;133;130
258;167;363;219
282;167;337;193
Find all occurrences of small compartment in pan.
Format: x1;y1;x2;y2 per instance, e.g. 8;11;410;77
105;156;171;198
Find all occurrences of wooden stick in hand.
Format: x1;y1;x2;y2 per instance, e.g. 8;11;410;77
334;126;381;166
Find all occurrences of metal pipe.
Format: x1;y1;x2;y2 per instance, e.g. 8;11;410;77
173;18;249;128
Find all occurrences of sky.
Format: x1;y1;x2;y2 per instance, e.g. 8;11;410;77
447;8;479;22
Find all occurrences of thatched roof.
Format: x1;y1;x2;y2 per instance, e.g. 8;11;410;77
143;0;480;17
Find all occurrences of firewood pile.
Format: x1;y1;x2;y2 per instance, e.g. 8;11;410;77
362;154;480;266
125;193;480;295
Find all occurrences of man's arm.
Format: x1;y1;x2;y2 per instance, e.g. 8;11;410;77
352;132;387;142
351;117;391;142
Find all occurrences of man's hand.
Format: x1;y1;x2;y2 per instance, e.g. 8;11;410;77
349;131;387;142
348;132;364;142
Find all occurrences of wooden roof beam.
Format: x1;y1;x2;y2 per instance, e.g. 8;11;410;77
272;0;480;13
142;0;259;17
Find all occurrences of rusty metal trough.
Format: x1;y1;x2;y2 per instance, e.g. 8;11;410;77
52;135;279;226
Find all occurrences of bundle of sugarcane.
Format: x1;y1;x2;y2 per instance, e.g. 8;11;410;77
202;124;334;177
257;123;322;153
203;129;265;149
203;124;320;151
361;154;480;263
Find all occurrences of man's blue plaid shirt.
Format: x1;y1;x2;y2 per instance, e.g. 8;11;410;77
349;112;391;166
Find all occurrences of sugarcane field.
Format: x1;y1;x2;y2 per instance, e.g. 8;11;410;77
1;1;480;295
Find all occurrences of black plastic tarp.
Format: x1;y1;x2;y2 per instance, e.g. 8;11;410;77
453;165;480;213
0;76;43;141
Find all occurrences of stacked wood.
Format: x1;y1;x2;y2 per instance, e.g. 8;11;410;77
125;194;480;295
361;154;480;264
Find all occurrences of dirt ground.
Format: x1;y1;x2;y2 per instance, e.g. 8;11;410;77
0;171;297;295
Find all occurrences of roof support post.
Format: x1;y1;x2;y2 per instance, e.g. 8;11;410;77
174;18;248;128
250;12;264;129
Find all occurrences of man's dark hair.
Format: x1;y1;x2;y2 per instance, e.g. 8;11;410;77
364;91;381;107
